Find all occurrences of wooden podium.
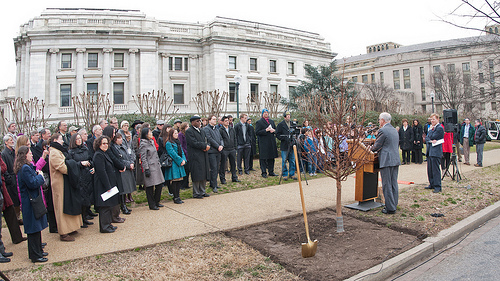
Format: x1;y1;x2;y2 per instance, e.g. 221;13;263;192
345;139;383;211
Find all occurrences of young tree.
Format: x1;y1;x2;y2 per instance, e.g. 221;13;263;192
1;97;50;135
132;89;179;123
192;90;228;118
72;92;113;131
440;0;500;34
363;82;396;112
301;63;373;233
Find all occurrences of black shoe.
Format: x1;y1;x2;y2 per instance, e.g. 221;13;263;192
245;171;250;175
0;256;10;263
83;219;94;225
433;189;441;193
249;168;256;171
238;171;243;175
268;173;278;177
203;193;210;197
149;206;159;210
424;186;433;189
32;257;48;263
88;211;98;217
42;252;49;257
174;198;183;204
262;174;268;178
100;227;115;233
193;195;204;199
212;187;218;193
220;180;227;184
1;252;13;258
111;225;117;230
382;208;396;214
81;224;88;228
232;179;241;182
157;204;164;208
41;242;47;248
85;215;95;220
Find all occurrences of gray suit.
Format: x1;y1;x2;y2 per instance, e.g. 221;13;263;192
371;123;400;212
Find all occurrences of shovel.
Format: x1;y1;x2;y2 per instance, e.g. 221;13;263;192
293;145;318;258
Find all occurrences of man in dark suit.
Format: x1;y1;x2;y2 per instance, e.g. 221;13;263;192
255;109;278;178
474;119;487;167
186;115;210;199
425;113;445;193
234;114;252;175
203;115;224;193
219;116;240;184
371;112;401;214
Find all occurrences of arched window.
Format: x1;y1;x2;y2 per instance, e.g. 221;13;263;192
377;46;380;51
382;45;385;50
489;28;493;33
495;27;498;33
369;47;372;53
386;44;389;50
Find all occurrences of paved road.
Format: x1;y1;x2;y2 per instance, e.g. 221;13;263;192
392;214;500;281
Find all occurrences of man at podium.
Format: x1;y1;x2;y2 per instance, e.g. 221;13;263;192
371;112;401;214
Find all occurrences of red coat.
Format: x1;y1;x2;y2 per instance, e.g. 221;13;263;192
442;124;453;153
0;157;14;211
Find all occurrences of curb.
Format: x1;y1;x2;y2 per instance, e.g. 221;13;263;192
345;200;500;281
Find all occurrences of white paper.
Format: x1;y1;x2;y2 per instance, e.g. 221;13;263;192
101;186;119;201
432;139;444;146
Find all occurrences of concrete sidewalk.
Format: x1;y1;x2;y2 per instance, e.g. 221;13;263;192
3;149;500;271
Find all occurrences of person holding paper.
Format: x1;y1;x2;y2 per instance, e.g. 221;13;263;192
93;136;119;233
425;113;445;193
255;109;278;178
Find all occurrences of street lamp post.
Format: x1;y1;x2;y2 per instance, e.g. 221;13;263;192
234;74;242;118
430;90;435;113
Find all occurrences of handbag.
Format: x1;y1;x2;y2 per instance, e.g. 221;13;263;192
28;189;47;220
160;152;173;168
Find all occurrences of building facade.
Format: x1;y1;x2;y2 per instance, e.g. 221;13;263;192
338;35;500;119
8;8;334;121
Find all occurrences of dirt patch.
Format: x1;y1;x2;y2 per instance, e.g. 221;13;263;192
227;208;419;281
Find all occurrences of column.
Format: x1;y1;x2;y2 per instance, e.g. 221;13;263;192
76;48;86;95
23;41;31;100
15;54;21;100
160;52;169;92
103;48;112;95
189;55;198;107
28;50;47;100
49;48;59;106
128;48;138;101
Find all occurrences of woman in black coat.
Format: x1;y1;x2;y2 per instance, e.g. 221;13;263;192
92;136;119;233
412;119;424;164
68;133;94;227
112;133;135;215
102;126;126;223
399;119;414;165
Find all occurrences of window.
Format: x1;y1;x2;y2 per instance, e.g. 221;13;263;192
270;85;278;94
489;59;495;83
362;75;368;84
420;67;426;101
371;73;375;83
60;84;72;107
87;83;98;101
492;102;497;111
184;57;189;71
173;84;184;104
288;62;295;75
433;65;441;73
479;73;485;83
61;53;72;69
114;53;124;68
480;87;485;97
250;83;259;102
478;61;483;69
175;57;182;71
403;69;411;89
480;102;486;110
289;86;296;97
380;72;384;84
169;57;173;71
352;76;358;83
229;82;236;102
393;70;400;90
447;64;455;73
88;53;98;68
270;60;277;73
421;104;426;114
462;62;470;72
113;82;124;104
250;58;258;71
229;56;237;70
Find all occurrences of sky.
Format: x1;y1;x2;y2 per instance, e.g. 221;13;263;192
0;0;490;90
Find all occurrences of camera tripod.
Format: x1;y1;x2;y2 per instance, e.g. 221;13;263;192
279;134;308;185
442;145;462;182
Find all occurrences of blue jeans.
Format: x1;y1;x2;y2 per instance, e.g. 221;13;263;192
308;153;317;174
281;150;296;177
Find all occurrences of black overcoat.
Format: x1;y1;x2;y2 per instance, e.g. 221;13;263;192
412;124;424;150
399;126;414;151
255;117;278;159
93;150;119;207
63;159;82;215
185;127;210;182
68;145;93;206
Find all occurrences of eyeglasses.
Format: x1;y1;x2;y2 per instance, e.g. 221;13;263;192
102;142;109;145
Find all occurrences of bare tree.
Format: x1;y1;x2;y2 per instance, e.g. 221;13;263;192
440;0;500;34
246;91;286;118
363;82;396;112
1;97;50;135
192;90;229;117
132;90;179;123
72;92;113;131
301;71;373;233
246;91;263;117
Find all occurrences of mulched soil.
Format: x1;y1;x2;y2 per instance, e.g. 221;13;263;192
227;208;420;281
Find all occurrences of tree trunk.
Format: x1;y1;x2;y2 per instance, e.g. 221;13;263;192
336;179;344;233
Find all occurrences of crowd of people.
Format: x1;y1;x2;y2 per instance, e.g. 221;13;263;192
0;109;490;263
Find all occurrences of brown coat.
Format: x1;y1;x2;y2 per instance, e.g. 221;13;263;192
49;148;82;235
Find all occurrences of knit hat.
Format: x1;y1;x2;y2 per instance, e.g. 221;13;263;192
261;108;269;116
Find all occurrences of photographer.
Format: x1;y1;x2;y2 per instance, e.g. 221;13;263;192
276;111;297;180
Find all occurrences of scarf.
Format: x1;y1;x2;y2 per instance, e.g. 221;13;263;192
50;141;69;158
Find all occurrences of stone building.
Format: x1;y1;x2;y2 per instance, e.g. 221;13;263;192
338;34;500;119
6;8;334;122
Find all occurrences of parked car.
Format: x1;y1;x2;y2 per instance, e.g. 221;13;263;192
486;120;500;140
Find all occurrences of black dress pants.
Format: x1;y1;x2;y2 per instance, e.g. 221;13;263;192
3;205;24;244
145;184;162;209
220;150;238;181
259;158;275;175
237;145;251;172
27;231;43;261
99;206;113;232
208;153;221;188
